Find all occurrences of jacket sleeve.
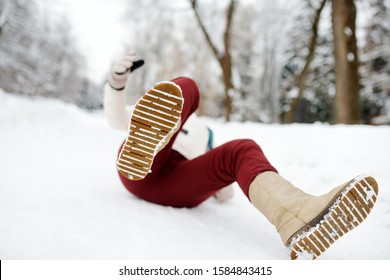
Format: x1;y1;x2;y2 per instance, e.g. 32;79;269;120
172;114;209;160
103;83;133;131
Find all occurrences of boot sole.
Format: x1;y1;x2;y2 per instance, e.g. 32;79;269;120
117;81;183;180
288;175;379;260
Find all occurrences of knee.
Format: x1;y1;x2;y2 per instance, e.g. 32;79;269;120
173;76;197;87
171;77;200;111
222;139;262;159
230;139;260;151
172;77;199;96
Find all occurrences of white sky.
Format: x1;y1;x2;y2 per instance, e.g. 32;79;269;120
45;0;374;84
47;0;130;83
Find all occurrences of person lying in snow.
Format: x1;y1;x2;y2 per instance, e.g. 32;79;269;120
103;51;379;260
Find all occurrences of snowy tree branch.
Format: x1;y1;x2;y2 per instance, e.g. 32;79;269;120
0;0;10;35
224;0;235;55
283;0;327;123
190;0;222;59
190;0;236;120
296;0;327;89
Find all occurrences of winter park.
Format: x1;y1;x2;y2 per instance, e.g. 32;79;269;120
1;0;390;262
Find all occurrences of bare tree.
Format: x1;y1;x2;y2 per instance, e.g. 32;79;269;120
0;0;89;107
0;0;10;36
332;0;360;123
360;0;390;124
282;0;327;123
190;0;236;121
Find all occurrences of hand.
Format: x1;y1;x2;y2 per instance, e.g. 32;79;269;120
108;51;143;91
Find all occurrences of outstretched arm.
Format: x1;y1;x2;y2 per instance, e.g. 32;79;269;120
103;51;144;130
104;83;132;131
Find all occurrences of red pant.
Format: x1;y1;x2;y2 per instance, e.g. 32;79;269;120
118;77;277;207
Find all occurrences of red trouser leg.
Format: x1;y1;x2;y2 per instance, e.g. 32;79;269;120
118;77;277;207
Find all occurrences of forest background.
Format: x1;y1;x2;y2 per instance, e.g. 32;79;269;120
0;0;389;125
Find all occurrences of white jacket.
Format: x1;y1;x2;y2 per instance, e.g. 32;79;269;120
103;84;210;159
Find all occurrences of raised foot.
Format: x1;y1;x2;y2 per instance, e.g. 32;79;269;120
117;81;183;181
289;175;379;260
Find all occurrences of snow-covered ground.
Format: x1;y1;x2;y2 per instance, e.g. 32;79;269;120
1;89;389;260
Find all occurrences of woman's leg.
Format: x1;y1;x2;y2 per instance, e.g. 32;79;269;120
160;139;278;207
117;77;199;180
249;171;379;260
118;77;201;199
146;77;200;173
123;138;278;208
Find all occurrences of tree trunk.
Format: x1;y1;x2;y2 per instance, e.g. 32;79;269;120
332;0;360;124
190;0;235;121
283;0;327;123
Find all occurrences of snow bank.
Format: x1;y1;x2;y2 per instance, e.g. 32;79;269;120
1;90;389;259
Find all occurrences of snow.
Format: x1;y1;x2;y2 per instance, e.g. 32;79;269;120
347;52;355;62
295;250;315;260
1;89;390;260
343;27;353;37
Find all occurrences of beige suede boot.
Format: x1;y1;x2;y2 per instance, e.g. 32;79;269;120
249;172;379;260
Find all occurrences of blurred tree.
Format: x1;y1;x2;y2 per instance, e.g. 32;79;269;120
124;0;223;118
360;0;390;124
282;0;327;123
332;0;360;124
233;0;300;123
190;0;236;121
230;4;258;121
76;78;103;110
123;0;303;122
121;0;388;124
0;0;9;36
280;0;335;123
0;0;94;108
